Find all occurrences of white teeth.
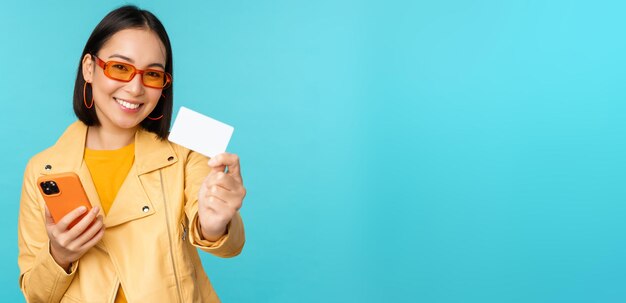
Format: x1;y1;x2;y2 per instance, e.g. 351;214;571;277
115;98;140;110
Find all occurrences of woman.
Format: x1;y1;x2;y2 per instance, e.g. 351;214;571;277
17;5;246;303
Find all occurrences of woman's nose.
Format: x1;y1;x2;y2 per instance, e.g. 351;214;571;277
125;73;145;96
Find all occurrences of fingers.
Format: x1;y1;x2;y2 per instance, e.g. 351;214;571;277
208;163;226;174
200;180;244;211
56;206;89;231
45;205;54;225
46;206;105;268
201;195;236;218
199;154;245;239
66;206;100;238
202;172;245;202
200;172;239;201
204;171;238;191
80;227;105;250
208;153;242;182
75;215;104;248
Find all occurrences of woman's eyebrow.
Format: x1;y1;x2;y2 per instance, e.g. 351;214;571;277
108;54;165;69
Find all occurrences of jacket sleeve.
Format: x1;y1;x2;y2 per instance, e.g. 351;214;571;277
18;159;78;303
182;150;245;258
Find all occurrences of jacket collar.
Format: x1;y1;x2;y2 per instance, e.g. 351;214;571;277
40;121;178;176
39;121;179;228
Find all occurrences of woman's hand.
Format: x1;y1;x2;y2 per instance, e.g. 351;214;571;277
198;153;246;241
45;206;105;272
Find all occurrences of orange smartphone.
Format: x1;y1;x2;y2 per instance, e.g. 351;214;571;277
37;172;93;229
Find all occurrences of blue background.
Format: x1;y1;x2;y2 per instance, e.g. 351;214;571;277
2;1;626;302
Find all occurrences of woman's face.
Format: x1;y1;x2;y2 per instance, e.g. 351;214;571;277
82;28;167;131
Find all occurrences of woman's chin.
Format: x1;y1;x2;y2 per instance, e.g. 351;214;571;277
112;117;144;130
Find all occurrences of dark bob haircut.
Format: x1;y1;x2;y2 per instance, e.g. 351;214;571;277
73;5;173;139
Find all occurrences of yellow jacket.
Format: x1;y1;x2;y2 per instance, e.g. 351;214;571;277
18;121;245;303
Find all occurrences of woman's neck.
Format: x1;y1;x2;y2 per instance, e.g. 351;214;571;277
86;125;137;150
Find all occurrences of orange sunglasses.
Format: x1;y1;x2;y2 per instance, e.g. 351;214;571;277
93;54;172;89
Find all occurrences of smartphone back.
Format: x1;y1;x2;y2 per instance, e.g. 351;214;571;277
37;172;92;229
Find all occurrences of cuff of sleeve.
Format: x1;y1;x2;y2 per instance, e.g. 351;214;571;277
188;211;245;257
38;241;79;275
189;212;229;248
29;241;78;299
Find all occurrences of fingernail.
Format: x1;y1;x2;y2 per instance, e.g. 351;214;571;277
79;206;87;213
208;158;216;166
92;206;99;213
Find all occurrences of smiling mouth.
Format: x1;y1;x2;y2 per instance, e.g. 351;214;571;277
114;98;142;110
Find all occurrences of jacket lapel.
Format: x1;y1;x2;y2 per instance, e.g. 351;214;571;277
39;121;103;211
40;121;179;228
102;127;178;228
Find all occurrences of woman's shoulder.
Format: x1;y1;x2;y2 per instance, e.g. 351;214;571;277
133;128;208;170
22;145;57;181
25;145;54;167
167;139;209;163
24;121;86;173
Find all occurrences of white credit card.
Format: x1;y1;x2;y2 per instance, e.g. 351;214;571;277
168;106;234;158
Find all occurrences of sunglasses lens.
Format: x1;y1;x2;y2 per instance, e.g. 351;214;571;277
143;71;167;88
100;59;170;88
106;62;135;81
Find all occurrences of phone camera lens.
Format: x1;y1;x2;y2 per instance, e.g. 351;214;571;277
40;181;60;195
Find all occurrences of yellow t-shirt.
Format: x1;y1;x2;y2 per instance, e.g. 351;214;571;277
84;143;135;303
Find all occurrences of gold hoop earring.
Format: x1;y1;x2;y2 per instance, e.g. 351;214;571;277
83;82;94;109
147;94;166;121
